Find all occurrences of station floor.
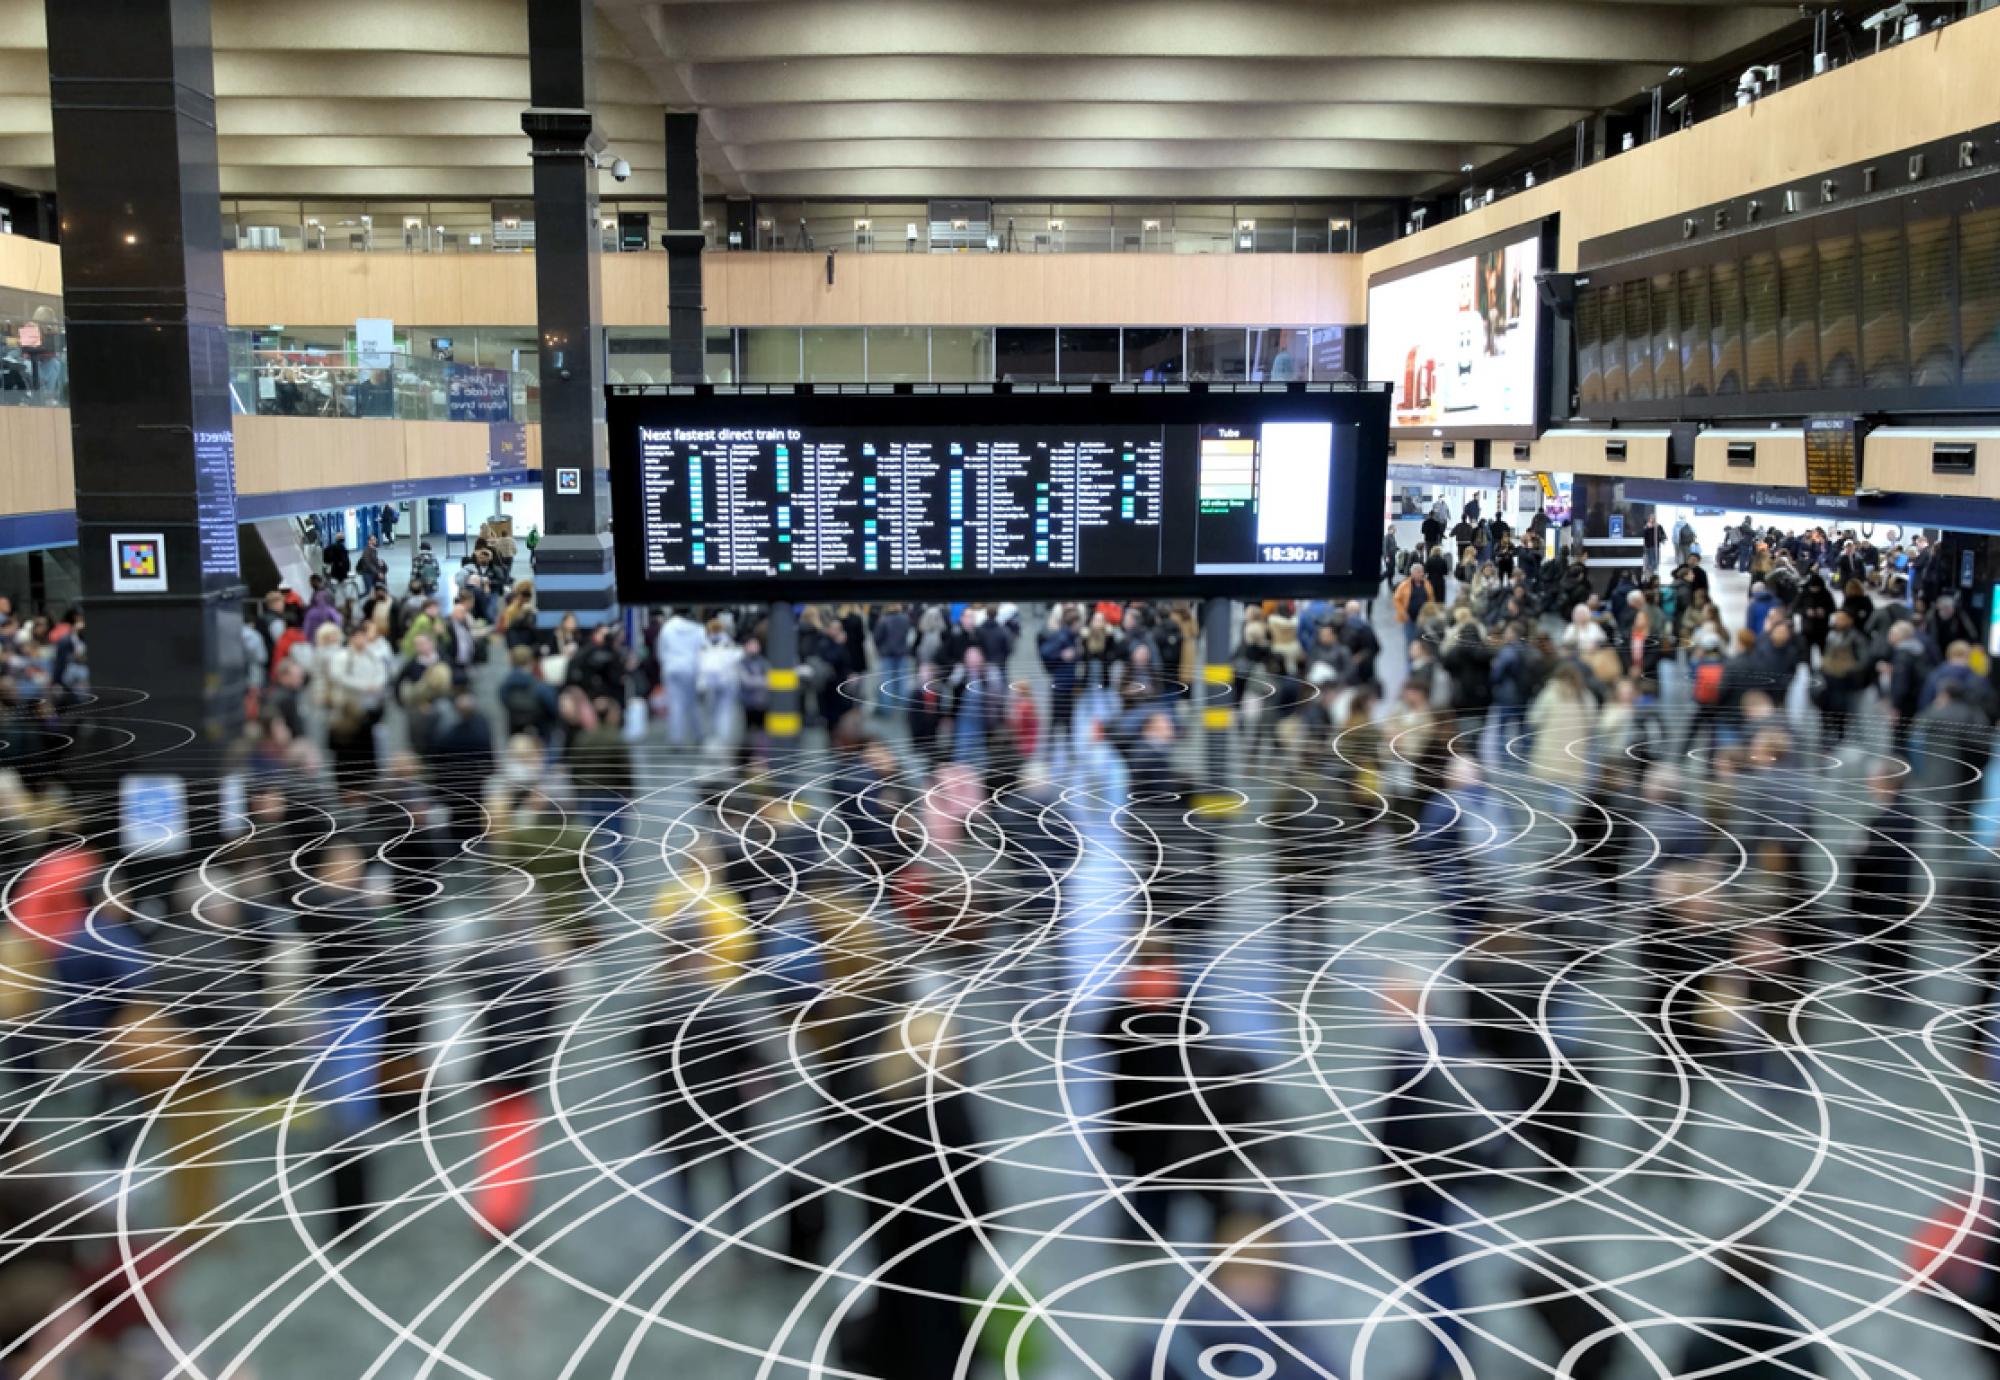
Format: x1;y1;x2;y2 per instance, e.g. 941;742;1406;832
4;558;1999;1380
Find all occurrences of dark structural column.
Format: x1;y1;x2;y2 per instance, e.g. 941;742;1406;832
663;112;705;385
523;0;617;627
46;0;245;748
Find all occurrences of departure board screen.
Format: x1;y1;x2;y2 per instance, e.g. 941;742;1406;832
607;385;1390;599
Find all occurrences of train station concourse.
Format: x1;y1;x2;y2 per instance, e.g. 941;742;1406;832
11;2;2000;1378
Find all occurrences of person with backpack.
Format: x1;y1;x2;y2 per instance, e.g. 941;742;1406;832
1815;610;1867;742
498;644;558;743
1392;564;1429;649
1684;626;1729;756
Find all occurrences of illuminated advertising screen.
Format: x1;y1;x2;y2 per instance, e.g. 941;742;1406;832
607;385;1391;600
1366;223;1550;440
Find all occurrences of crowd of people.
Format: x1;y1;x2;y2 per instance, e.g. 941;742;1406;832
2;499;2000;1379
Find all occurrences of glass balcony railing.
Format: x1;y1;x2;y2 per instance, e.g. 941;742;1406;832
220;198;1393;256
0;380;65;407
0;353;63;407
228;348;539;424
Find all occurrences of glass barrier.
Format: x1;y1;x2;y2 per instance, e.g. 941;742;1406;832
0;366;65;407
219;199;1385;256
229;348;538;423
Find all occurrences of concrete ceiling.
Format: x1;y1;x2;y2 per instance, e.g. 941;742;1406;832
0;0;1804;204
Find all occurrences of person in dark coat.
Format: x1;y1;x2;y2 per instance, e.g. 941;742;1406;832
1850;763;1923;1019
1094;961;1203;1238
1424;544;1451;605
323;531;351;585
843;1016;991;1380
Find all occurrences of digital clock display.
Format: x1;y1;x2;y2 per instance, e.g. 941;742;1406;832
1261;545;1323;565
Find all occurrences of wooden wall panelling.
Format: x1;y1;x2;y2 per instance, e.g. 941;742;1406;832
0;409;55;512
1862;430;2000;500
1693;429;1807;487
312;254;367;325
456;255;539;327
723;254;774;325
603;255;670;326
0;235;62;298
1362;8;2000;283
404;419;490;481
409;252;467;324
20;408;71;512
209;249;1372;330
1535;429;1670;480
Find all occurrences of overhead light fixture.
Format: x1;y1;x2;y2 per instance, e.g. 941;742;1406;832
123;232;137;245
1460;163;1475;175
1667;65;1686;78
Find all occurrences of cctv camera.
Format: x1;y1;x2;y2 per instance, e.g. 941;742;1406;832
611;158;631;183
1860;2;1909;31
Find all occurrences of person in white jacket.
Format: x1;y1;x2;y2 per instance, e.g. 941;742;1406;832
656;609;706;745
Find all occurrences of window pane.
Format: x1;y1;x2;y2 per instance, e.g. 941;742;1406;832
1122;327;1183;381
1174;208;1234;254
705;328;735;385
996;328;1057;382
1961;207;2000;384
866;326;927;383
1186;328;1248;379
605;329;674;386
1353;203;1399;254
1601;282;1627;404
1058;327;1120;381
1309;326;1356;381
928;328;992;382
1625;279;1653;402
1908;214;1955;387
1778;243;1818;391
803;328;864;382
1818;232;1859;390
742;328;801;384
1575;285;1603;410
1052;204;1114;254
1651;274;1680;401
1711;260;1743;396
1678;268;1712;397
1249;328;1309;381
1743;250;1780;393
1860;224;1908;388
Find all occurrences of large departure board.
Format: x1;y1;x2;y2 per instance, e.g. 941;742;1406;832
607;385;1389;599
